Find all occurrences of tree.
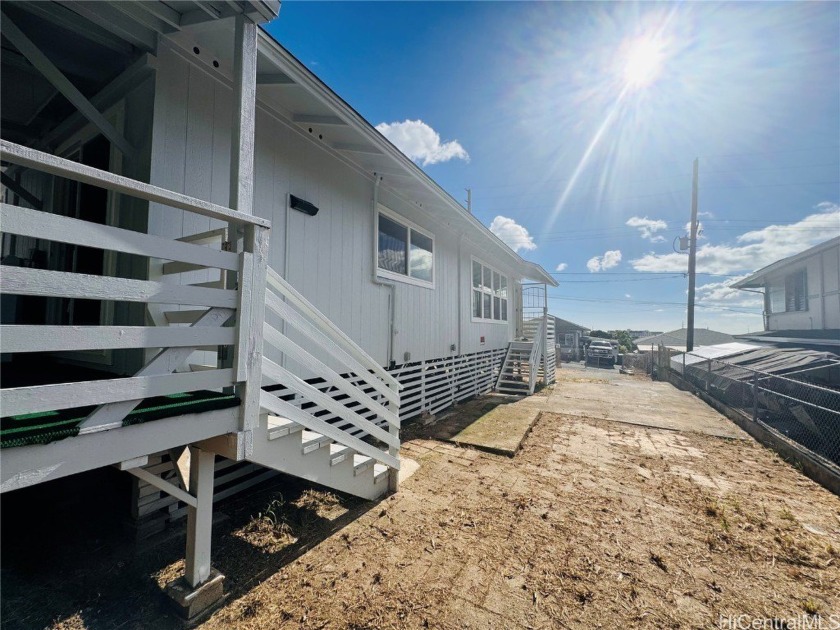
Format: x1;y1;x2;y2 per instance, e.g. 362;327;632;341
589;330;612;339
612;330;637;354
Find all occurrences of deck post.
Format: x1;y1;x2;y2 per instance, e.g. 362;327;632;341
387;380;400;493
185;446;216;587
165;446;224;621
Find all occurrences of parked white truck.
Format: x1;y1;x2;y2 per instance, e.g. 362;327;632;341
586;339;616;367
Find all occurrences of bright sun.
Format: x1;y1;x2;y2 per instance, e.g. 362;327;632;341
622;36;666;90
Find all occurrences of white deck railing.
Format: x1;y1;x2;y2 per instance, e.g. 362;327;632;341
527;317;545;395
260;267;402;470
0;140;269;434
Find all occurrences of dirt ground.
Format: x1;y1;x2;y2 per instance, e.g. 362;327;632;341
3;367;839;629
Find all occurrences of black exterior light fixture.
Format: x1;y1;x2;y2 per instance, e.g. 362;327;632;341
289;194;319;217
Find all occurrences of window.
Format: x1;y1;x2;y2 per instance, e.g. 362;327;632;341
472;259;508;323
377;209;434;286
784;269;808;312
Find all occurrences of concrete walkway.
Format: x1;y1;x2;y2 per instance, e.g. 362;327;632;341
518;362;748;440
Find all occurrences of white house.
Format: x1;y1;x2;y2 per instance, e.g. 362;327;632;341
0;1;555;618
732;237;839;349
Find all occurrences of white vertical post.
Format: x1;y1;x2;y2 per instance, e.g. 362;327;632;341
542;307;549;384
387;380;400;493
229;14;257;216
185;446;215;587
239;225;269;433
227;14;259;391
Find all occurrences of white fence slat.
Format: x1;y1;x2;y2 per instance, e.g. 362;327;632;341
261;358;398;448
265;268;400;389
0;140;270;228
1;267;238;307
1;368;234;417
264;290;398;406
0;325;235;353
78;307;235;432
259;391;399;469
0;204;239;271
263;322;398;427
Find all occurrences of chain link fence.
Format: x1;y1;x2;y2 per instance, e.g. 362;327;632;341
621;353;651;373
657;345;840;467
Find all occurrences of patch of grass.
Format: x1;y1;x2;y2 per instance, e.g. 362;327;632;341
775;534;816;567
780;508;796;522
704;500;721;518
803;598;820;615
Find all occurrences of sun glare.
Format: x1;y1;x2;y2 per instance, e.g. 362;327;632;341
622;36;666;90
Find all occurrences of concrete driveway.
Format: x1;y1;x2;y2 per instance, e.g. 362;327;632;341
520;362;748;440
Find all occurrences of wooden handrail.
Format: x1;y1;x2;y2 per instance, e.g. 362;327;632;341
265;267;401;390
0;139;270;228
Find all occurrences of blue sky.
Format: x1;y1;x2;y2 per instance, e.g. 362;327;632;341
265;2;840;335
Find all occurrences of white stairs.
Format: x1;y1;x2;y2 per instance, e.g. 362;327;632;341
247;267;402;502
495;341;534;396
246;413;390;501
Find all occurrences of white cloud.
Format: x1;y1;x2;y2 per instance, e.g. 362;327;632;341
555;263;568;272
587;249;622;272
631;203;839;274
695;275;764;311
625;293;632;298
489;216;537;252
375;119;469;166
626;216;667;242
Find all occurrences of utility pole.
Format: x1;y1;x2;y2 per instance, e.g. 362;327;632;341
686;158;699;352
465;188;472;213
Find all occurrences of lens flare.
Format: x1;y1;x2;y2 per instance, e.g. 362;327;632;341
622;36;666;90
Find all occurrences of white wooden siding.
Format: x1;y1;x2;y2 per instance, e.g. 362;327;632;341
765;243;840;331
147;45;524;372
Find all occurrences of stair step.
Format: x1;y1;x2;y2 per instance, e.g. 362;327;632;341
301;430;331;454
329;443;352;466
353;454;374;476
266;416;302;440
373;464;388;484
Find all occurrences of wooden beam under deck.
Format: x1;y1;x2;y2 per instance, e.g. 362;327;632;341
0;407;240;493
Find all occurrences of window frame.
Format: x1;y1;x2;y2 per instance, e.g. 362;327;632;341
376;205;435;289
471;257;509;325
784;269;808;313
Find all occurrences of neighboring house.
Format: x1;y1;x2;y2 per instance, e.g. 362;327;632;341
732;237;840;353
635;328;735;353
628;329;663;340
553;316;590;361
0;3;555;618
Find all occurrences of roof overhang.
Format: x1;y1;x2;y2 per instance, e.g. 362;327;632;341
732;236;840;290
251;30;557;286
